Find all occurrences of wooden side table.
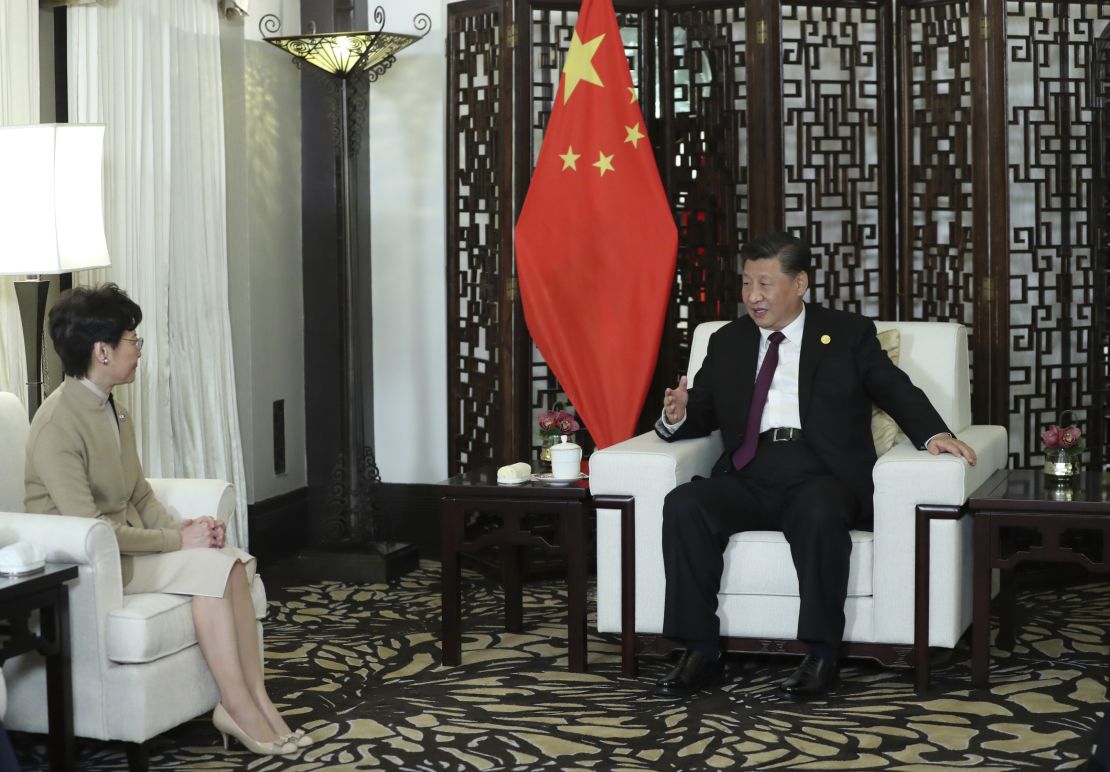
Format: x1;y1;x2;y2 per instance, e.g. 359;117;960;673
438;467;632;673
968;469;1110;688
0;562;78;772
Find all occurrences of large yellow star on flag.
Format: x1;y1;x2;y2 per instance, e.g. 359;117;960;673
624;123;645;149
562;32;606;104
593;151;615;176
560;146;581;171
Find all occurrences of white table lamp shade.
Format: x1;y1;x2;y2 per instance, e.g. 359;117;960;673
0;124;110;275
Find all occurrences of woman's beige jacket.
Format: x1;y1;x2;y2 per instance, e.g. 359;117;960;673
24;377;181;585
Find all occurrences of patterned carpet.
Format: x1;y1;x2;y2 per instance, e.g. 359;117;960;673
11;560;1110;770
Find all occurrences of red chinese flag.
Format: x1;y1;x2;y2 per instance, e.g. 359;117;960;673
514;0;677;449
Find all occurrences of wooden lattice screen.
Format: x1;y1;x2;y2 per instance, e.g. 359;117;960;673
445;0;1110;475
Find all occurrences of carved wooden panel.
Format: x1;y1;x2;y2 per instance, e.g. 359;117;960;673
780;1;890;318
1005;2;1109;468
446;0;509;474
655;4;748;397
444;0;1110;475
1095;22;1110;470
901;1;975;329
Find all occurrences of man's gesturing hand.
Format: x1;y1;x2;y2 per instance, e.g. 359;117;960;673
664;376;689;424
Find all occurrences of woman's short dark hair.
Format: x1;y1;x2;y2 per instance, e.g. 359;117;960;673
49;284;143;377
740;232;812;279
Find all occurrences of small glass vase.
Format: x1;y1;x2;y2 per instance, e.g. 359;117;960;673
1043;448;1079;485
540;434;557;465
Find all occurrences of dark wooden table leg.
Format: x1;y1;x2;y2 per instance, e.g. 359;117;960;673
971;513;993;689
503;540;523;634
592;495;637;677
914;505;931;693
41;585;74;772
619;498;636;678
996;566;1016;651
441;499;464;666
564;502;587;673
913;505;963;693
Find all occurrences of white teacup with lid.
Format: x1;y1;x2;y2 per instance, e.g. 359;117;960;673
550;434;583;480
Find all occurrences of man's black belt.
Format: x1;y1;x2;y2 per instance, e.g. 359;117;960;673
760;427;802;442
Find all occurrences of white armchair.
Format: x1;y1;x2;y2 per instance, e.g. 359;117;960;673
0;392;266;770
590;320;1007;677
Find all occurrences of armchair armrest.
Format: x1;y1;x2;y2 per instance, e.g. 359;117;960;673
871;424;1008;646
0;512;124;681
0;512;122;585
590;430;723;633
589;430;722;495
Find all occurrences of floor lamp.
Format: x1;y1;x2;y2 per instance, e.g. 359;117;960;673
261;8;429;582
0;124;111;419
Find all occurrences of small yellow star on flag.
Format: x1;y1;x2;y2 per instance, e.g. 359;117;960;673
624;123;645;149
560;146;581;171
628;86;638;103
593;151;615;176
562;32;606;104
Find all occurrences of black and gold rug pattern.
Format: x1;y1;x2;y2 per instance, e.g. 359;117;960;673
12;561;1109;770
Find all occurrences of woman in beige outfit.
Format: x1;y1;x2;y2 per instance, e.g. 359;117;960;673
25;284;309;757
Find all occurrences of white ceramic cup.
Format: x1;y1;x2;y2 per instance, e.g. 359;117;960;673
550;435;583;480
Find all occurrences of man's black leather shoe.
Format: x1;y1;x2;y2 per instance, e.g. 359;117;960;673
653;650;724;698
780;654;839;697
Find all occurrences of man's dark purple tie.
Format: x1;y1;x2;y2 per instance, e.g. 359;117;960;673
731;330;786;471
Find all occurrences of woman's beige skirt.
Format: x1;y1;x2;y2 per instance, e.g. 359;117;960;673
124;546;255;597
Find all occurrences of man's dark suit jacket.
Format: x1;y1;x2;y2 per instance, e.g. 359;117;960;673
658;303;950;527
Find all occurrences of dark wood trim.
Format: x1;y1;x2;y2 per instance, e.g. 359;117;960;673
375;481;442;549
984;0;1010;431
747;0;785;235
895;0;911;320
444;2;461;474
512;0;533;464
639;632;913;667
592;494;637;676
877;0;898;320
53;7;67;123
914;503;964;692
247;487;309;569
969;0;1010;427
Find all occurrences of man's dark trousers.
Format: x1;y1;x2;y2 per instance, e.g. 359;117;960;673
662;436;861;647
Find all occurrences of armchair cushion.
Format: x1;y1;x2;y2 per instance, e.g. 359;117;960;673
107;578;266;664
722;530;873;597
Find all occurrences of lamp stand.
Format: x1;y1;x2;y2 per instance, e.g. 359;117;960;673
14;277;50;419
290;42;418;585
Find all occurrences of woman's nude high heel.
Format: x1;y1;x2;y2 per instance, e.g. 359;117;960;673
213;703;297;756
281;728;315;748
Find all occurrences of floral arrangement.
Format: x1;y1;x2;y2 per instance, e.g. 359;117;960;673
538;404;580;438
1042;411;1084;455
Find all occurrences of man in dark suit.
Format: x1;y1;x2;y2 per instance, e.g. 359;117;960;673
653;232;977;699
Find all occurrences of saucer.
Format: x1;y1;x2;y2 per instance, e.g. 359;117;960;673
531;472;588;486
496;476;528;485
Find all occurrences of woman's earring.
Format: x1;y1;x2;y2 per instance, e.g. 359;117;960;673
102;357;109;365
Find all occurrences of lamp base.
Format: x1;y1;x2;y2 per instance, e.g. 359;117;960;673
292;542;419;584
14;278;50;419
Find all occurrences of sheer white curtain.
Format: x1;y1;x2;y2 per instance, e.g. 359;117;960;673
68;0;249;546
0;1;40;405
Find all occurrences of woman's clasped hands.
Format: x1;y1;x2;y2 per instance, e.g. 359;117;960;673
181;516;226;549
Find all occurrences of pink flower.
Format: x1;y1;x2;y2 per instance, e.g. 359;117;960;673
1042;425;1061;448
1060;425;1082;448
557;414;580;433
539;408;579;436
